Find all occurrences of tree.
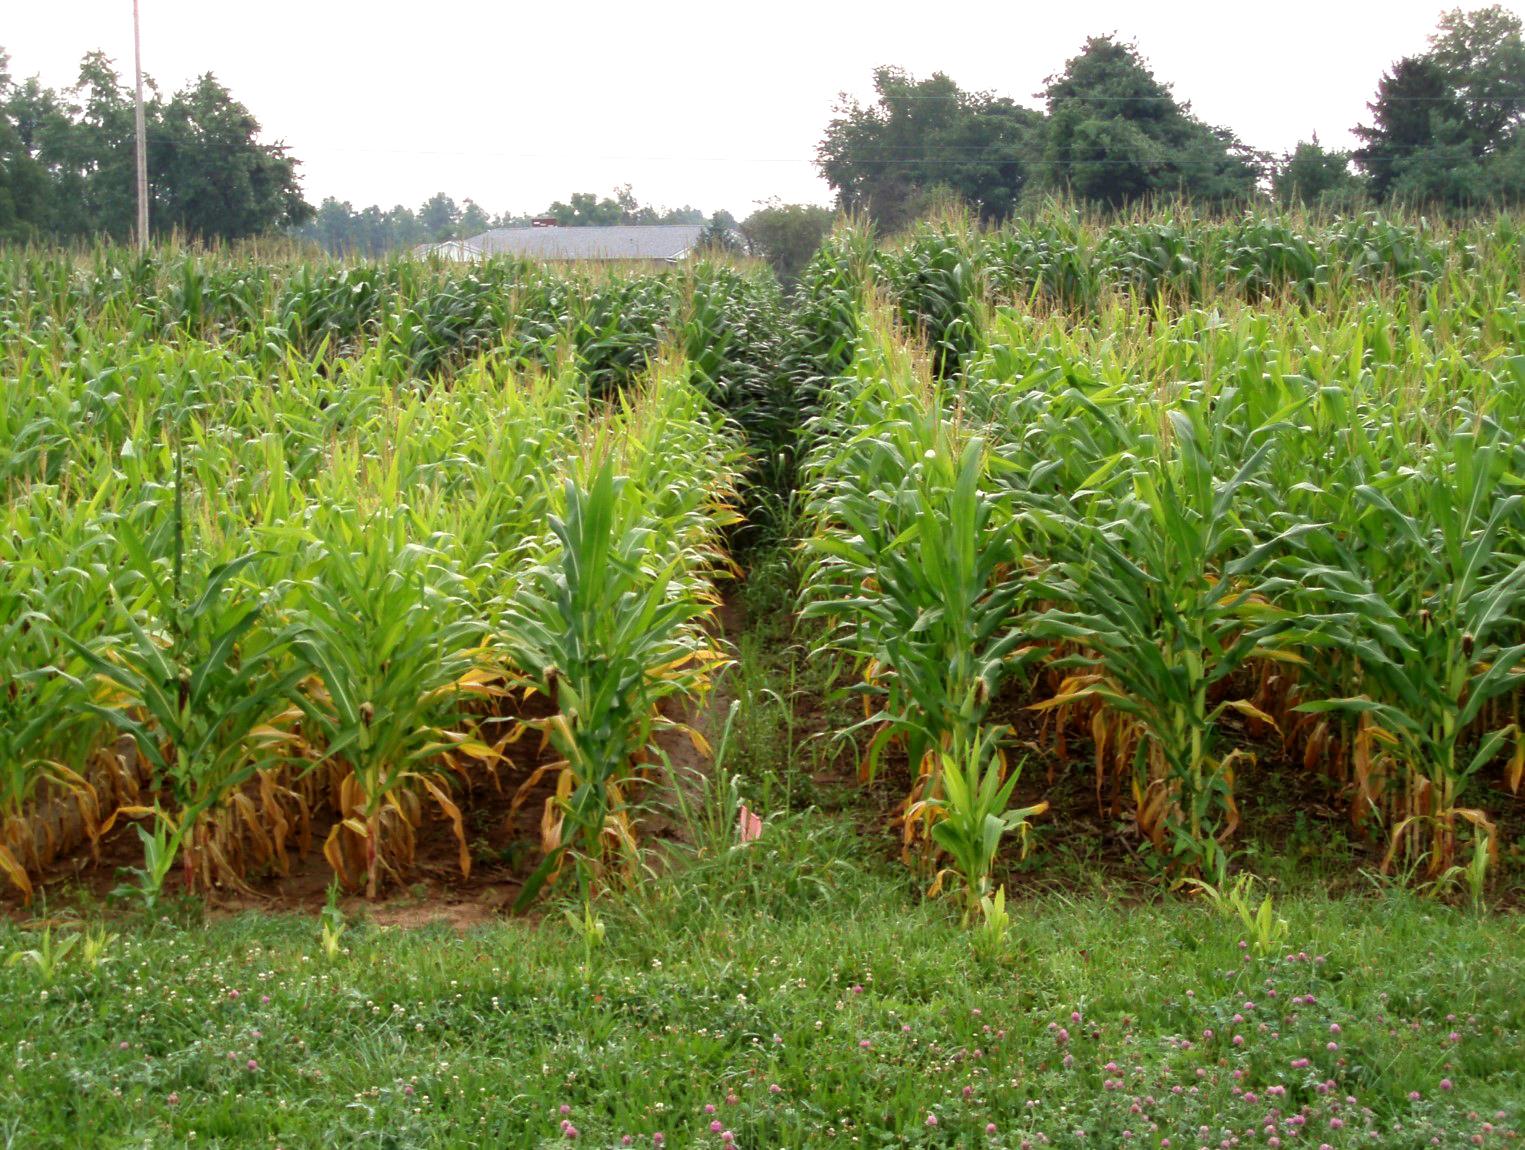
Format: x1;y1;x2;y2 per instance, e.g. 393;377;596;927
816;67;1041;229
739;202;836;284
1426;6;1525;154
303;197;360;253
544;186;706;226
66;52;141;238
1273;137;1365;208
1038;37;1259;208
1478;128;1525;203
698;208;742;254
153;73;312;239
4;71;81;236
457;198;490;237
0;48;310;242
297;194;504;254
0;51;50;240
546;190;627;226
294;188;731;256
1353;55;1457;200
1353;7;1525;207
418;191;460;241
654;202;705;225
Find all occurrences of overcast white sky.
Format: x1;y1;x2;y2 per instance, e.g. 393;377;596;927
6;1;1519;218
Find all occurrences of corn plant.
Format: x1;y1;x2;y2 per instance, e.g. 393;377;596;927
799;318;1032;854
1283;430;1525;873
878;218;986;378
973;885;1013;961
501;452;728;907
5;925;79;983
67;530;306;895
0;477;137;900
788;221;876;390
1183;872;1290;955
1025;403;1298;873
0;570;98;901
3;217;1523;901
289;507;498;898
111;805;188;912
318;877;347;960
76;924;117;969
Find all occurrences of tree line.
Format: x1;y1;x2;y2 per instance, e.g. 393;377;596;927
0;49;309;243
292;186;734;259
3;7;1522;253
816;7;1525;228
293;188;832;285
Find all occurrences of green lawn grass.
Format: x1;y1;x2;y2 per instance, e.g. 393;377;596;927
2;814;1521;1149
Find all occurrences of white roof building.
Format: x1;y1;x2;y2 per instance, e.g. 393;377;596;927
414;224;704;263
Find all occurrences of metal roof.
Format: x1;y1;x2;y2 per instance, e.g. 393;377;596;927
468;224;703;262
412;239;486;261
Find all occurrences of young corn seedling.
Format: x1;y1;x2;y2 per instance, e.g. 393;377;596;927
1186;871;1290;955
77;924;117;969
974;885;1013;961
6;924;79;983
111;804;188;912
318;877;347;960
910;729;1047;925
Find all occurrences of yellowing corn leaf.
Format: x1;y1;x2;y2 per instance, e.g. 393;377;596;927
1028;673;1105;713
1257;647;1309;666
450;740;501;760
511;759;570;817
322;823;352;886
0;843;34;902
1215;699;1282;733
97;804;156;838
420;776;470;879
1092;708;1109;807
683;724;712;758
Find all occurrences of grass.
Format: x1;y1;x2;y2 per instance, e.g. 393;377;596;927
2;814;1522;1149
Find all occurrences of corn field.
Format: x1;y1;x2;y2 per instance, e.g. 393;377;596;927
0;252;769;902
2;207;1523;904
798;209;1525;878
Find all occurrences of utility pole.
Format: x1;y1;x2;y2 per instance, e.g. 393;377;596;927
132;0;148;252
